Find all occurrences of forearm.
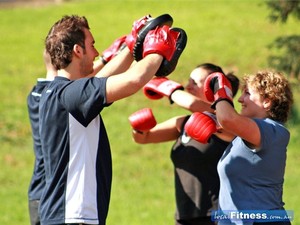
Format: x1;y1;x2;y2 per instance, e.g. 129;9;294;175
119;54;163;96
215;100;261;147
132;124;178;144
95;47;134;78
105;54;163;103
132;130;175;144
132;116;181;144
215;101;238;131
171;89;212;113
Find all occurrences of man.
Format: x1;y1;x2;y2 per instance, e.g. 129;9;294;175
27;49;57;225
27;35;127;225
39;14;186;225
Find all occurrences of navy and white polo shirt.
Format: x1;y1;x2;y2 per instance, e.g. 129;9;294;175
39;76;112;225
27;78;51;201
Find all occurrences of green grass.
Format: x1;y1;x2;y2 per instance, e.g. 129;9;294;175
0;0;299;224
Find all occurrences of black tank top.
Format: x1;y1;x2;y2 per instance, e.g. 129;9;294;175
170;115;230;219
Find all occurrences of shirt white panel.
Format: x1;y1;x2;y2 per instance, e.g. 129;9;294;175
65;114;100;224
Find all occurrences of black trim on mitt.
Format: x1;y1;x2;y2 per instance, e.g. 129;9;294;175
133;14;173;61
155;27;188;77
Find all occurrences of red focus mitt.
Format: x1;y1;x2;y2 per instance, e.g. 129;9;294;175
128;108;157;132
143;25;177;61
155;27;187;76
133;14;173;61
143;25;187;76
125;15;152;53
143;77;183;102
204;72;233;109
184;112;219;144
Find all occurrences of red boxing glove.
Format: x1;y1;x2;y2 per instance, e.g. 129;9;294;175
142;25;178;61
143;77;183;102
204;72;233;109
125;15;152;53
128;108;157;132
184;112;219;144
101;35;127;64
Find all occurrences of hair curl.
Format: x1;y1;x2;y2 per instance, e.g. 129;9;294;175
243;70;294;123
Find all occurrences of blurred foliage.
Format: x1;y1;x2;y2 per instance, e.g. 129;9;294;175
265;0;300;81
268;35;300;81
266;0;300;23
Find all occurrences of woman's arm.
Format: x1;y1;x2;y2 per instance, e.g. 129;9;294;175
215;101;261;148
132;115;186;144
171;89;213;113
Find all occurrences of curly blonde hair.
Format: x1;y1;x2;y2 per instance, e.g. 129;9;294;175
242;70;294;123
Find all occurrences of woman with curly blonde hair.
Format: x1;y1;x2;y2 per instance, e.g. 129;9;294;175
204;70;293;224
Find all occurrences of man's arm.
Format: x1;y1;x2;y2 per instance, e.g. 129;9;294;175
104;25;185;103
94;47;134;78
105;53;162;103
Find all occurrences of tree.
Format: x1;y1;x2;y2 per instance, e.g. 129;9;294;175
266;0;300;22
265;0;300;81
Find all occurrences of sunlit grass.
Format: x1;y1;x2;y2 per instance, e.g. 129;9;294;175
0;0;299;224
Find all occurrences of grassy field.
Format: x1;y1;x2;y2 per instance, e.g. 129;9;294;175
0;0;299;224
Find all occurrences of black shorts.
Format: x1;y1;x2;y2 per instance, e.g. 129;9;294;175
28;200;40;225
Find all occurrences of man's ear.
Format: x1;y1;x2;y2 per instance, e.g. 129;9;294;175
73;44;83;57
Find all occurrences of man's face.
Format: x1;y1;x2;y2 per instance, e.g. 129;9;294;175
80;28;99;76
